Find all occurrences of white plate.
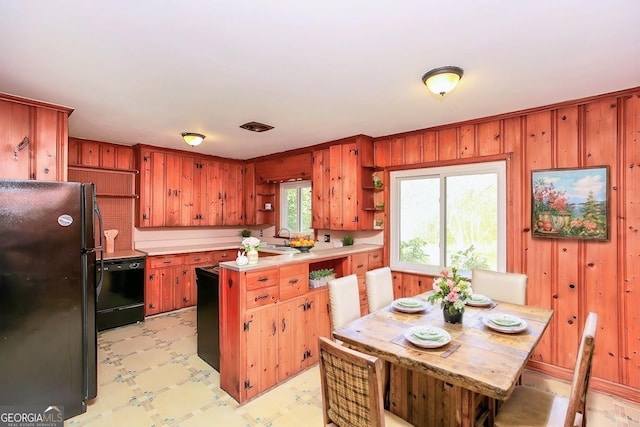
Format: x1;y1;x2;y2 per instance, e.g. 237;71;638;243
466;294;493;307
392;298;428;313
483;313;528;333
404;325;451;348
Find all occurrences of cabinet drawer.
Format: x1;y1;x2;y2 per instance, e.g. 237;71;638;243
368;249;383;269
279;264;309;301
351;252;368;276
245;268;279;291
149;255;184;268
185;252;214;265
246;285;278;308
213;250;234;263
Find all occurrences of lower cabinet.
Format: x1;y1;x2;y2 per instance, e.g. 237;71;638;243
146;255;185;316
145;250;223;316
220;266;331;403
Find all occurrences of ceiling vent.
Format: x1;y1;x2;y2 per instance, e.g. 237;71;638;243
240;121;274;132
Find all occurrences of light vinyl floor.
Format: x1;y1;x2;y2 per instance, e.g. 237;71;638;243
66;308;640;426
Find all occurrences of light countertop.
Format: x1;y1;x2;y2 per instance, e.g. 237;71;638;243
102;249;147;261
220;244;382;272
138;242;243;257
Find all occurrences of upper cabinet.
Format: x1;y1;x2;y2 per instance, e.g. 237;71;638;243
312;135;375;231
68;137;135;171
135;145;245;228
254;152;312;183
0;93;73;181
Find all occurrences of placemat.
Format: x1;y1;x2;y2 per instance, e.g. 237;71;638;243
390;334;461;358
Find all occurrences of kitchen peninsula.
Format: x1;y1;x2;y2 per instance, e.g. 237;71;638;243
218;244;383;403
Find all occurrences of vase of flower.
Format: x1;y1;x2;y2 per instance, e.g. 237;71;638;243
247;248;259;265
443;304;463;324
428;267;472;324
241;236;263;265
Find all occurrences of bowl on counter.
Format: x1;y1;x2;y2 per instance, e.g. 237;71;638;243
294;245;314;253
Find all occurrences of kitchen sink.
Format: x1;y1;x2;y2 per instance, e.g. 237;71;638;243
261;244;299;252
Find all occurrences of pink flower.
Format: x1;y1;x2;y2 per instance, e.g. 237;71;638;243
570;219;582;228
446;292;459;302
583;220;596;231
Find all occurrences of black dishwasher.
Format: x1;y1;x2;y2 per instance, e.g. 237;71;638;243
195;265;220;371
97;257;145;331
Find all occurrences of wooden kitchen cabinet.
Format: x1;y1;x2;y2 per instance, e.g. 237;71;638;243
220;262;331;403
183;251;215;307
311;135;375;231
0;93;72;181
145;255;185;315
401;272;433;298
277;289;329;381
136;145;244;227
243;305;279;400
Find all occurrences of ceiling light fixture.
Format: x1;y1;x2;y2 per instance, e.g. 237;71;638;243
421;66;464;96
181;132;206;147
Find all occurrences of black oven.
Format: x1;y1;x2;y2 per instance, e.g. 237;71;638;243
96;256;145;331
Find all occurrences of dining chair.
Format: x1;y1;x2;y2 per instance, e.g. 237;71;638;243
318;336;413;427
327;274;361;331
494;312;598;427
366;266;394;312
471;268;528;304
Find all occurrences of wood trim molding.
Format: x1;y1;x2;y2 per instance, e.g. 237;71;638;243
526;360;640;404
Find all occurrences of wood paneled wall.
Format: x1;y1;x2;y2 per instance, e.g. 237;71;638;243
374;88;640;402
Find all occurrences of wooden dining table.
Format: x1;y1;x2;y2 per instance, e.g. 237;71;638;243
332;292;554;427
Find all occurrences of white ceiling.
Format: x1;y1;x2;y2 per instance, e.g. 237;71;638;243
1;1;639;160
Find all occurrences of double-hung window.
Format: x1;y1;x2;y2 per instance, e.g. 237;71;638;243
279;180;312;234
389;161;506;275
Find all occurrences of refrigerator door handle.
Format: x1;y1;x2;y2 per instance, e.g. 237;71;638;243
94;199;104;299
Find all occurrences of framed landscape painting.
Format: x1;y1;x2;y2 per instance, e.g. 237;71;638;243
531;166;609;240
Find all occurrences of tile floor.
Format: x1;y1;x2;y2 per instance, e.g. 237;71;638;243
66;308;640;426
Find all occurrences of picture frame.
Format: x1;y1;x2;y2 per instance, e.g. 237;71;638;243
531;166;609;240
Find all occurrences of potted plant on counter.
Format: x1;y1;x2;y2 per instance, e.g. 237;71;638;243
309;268;335;288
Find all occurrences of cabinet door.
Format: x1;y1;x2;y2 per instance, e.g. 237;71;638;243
305;290;330;365
403;273;430;297
158;266;180;313
145;267;162;315
340;141;359;230
244;306;279;400
138;150;167;227
165;154;183;226
191;159;208;225
311;149;331;229
277;296;307;380
223;162;244;225
206;160;222;225
180;156;194;226
0;99;31;180
329;143;359;230
243;162;256;225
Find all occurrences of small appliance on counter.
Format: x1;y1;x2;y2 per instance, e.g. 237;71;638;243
195;265;220;371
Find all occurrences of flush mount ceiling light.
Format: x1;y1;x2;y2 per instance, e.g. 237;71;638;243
181;132;206;147
240;121;274;132
421;66;464;96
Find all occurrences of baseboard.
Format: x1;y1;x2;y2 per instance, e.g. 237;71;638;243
526;360;640;404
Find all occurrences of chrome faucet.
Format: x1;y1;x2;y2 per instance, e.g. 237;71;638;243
278;227;291;246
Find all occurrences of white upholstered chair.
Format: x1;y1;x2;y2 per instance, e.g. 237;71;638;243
366;267;395;312
319;337;413;427
494;312;598;427
327;274;361;331
471;268;528;304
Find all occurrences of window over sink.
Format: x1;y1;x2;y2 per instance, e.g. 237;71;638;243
280;180;312;234
389;161;506;275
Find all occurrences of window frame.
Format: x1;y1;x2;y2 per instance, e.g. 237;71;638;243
279;179;312;234
389;160;507;275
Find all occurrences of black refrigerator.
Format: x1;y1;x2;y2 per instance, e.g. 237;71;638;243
0;179;103;420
